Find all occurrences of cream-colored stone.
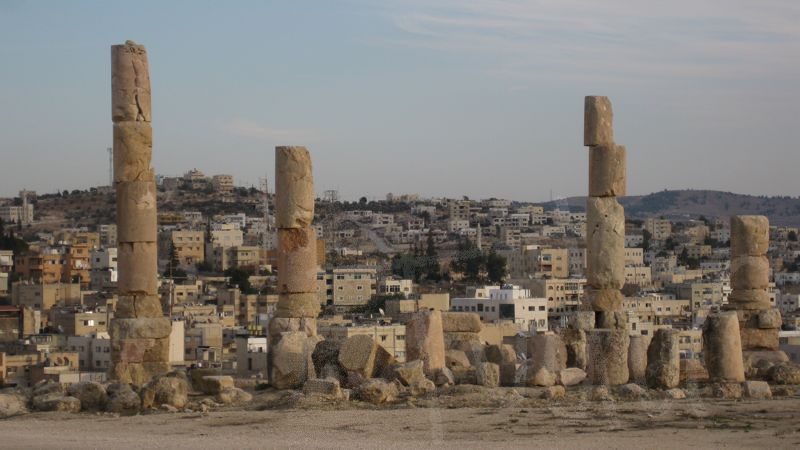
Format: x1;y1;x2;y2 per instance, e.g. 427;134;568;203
645;329;680;389
584;96;614;146
115;294;163;319
274;292;321;318
702;311;745;382
730;255;769;290
587;288;623;312
116;181;157;243
627;334;651;384
586;329;629;385
275;146;314;228
728;289;770;310
276;227;318;294
586;197;625;290
405;309;445;376
730;215;769;257
111;41;151;123
740;327;779;351
110;318;172;340
117;242;158;295
588;144;626;197
113;122;153;183
110;361;170;387
268;317;317;338
441;312;483;332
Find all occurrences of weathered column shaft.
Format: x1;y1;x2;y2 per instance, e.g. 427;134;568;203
727;215;780;351
110;41;170;386
269;146;320;386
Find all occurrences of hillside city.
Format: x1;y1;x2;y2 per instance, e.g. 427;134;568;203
1;170;799;388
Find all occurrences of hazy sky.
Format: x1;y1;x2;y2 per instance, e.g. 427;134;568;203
1;0;799;201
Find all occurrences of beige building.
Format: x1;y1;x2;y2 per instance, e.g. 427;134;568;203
504;246;569;279
50;308;110;336
643;218;672;240
169;230;205;266
12;282;81;312
211;174;234;193
317;267;377;310
451;285;548;333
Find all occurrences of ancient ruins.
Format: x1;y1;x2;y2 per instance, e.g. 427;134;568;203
109;41;172;386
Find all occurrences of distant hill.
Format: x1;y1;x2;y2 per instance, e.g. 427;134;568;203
542;190;800;227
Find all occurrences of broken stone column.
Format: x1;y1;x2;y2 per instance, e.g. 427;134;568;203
406;309;445;376
645;329;680;389
584;95;629;384
627;334;651;384
109;41;170;386
586;329;630;385
726;216;780;352
703;311;745;382
269;146;320;387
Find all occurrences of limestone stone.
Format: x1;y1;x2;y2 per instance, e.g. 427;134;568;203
274;292;320;319
0;393;28;419
589;144;626;197
499;362;516;387
527;367;556;387
215;387;253;405
198;375;234;395
311;339;341;375
586;329;630;385
702;311;745;382
140;376;189;409
730;215;769;257
115;294;163;319
586;197;625;290
595;310;628;330
116;181;157;243
405;309;445;376
451;367;478;385
275;146;314;228
663;388;687;400
390;360;426;387
338;334;377;378
767;363;800;385
357;378;398;404
111;41;151;123
117;242;158;295
445;349;472;369
740;327;779;351
562;328;587;370
475;362;500;388
434;367;455;387
618;383;648;400
104;383;141;415
757;309;782;329
65;382;107;411
557;368;587;386
110;361;170;386
589;385;613;401
584;96;614;146
742;380;772;399
730;255;769;290
408;378;436;397
112;337;169;363
111;318;172;340
271;331;317;389
32;380;63;397
32;394;81;413
710;382;742;399
728;289;770;310
742;350;789;366
485;344;516;365
568;311;595;331
627;334;651;384
303;378;343;400
113;122;153;182
276;227;318;294
443;332;481;349
441;312;483;332
645;329;680;389
527;334;567;374
268;317;317;338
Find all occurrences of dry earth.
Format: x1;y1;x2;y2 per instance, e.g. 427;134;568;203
2;395;800;449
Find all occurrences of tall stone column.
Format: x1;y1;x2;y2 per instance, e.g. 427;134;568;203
109;41;171;386
727;215;780;352
268;146;321;388
583;95;629;384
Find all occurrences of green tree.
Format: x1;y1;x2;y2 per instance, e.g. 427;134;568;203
486;251;507;284
789;230;798;242
424;229;441;281
641;229;651;252
225;266;255;294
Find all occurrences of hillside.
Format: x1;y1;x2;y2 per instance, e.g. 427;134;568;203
542;190;800;226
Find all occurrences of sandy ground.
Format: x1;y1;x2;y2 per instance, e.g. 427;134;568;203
2;397;800;449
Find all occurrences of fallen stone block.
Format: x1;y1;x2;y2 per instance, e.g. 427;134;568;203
67;381;107;412
768;363;800;385
32;394;81;413
646;329;680;389
476;362;500;388
357;378;398;405
140;376;189;409
198;375;234;395
215;387;253;405
303;378;344;400
557;368;587;386
541;385;566;400
527;367;556;387
528;334;567;374
742;380;772;399
441;312;483;332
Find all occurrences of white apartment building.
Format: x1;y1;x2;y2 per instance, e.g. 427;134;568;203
451;285;548;333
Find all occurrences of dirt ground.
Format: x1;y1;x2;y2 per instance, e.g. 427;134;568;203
2;396;800;449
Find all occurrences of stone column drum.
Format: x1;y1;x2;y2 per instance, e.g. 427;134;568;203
269;146;321;387
726;216;780;352
109;41;171;386
583;95;630;384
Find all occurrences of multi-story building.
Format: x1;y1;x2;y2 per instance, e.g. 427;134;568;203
211;174;234;193
451;285;548;333
11;282;81;313
316;267;377;310
99;224;117;248
643;218;672;241
448;200;471;221
319;323;407;362
377;277;414;298
168;230;205;266
89;247;117;290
